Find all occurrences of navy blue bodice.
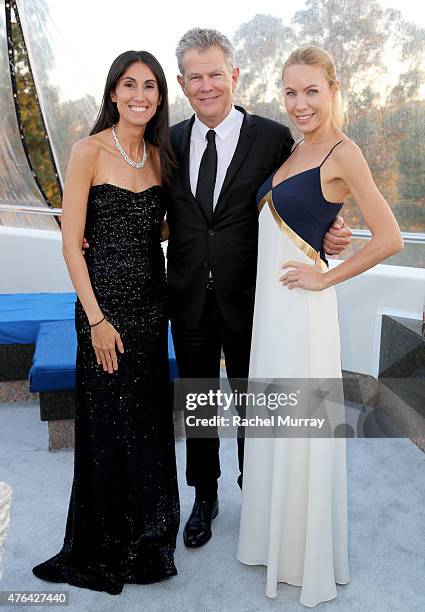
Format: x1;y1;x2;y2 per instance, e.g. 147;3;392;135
257;145;344;262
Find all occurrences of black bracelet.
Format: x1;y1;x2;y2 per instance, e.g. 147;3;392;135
90;315;106;328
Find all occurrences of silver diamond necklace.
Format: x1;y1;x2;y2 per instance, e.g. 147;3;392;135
111;124;147;169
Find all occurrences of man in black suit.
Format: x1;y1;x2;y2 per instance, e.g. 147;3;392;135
167;28;351;548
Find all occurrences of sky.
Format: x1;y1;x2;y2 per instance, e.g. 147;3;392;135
36;0;425;103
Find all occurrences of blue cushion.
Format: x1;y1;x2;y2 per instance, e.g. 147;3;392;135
0;292;76;345
168;325;179;381
30;320;178;393
29;320;77;392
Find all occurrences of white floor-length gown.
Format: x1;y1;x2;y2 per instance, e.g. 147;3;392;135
237;146;350;607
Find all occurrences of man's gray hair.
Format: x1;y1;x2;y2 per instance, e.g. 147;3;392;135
176;28;235;75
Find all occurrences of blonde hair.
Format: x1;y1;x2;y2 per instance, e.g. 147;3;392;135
283;46;344;129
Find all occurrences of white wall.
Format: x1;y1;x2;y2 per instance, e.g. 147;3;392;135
1;228;423;378
0;226;73;293
331;260;425;377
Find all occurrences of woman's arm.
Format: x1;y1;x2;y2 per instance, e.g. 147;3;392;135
61;139;103;323
61;139;123;372
281;140;404;290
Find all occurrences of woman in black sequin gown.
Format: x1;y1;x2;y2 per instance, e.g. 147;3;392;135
32;51;179;595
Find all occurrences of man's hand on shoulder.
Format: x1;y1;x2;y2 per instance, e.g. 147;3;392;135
323;216;352;256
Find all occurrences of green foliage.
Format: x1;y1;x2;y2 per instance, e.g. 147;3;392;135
12;19;62;208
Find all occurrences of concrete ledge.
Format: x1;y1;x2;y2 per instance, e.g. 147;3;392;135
376;315;425;451
340;371;424;451
48;419;74;452
342;370;377;405
374;381;425;451
0;380;35;403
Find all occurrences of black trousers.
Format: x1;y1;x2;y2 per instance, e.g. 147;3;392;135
171;287;252;498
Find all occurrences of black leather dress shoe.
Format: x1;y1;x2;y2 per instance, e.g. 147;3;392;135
183;497;219;548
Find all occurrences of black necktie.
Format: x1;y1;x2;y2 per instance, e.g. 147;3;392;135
196;129;217;221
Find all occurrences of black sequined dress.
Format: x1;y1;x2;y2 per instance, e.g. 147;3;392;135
32;184;180;595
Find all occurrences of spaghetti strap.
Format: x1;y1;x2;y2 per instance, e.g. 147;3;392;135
319;140;344;167
290;139;303;155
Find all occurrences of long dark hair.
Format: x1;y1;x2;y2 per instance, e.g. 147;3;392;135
90;50;176;185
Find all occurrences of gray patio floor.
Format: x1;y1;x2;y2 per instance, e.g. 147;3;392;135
0;400;424;611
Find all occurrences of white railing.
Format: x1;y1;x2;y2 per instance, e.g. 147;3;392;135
1;206;424;245
0;204;61;216
351;229;425;245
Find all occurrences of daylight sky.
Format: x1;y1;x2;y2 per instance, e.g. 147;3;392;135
42;0;425;103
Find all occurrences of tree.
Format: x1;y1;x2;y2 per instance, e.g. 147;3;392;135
230;3;425;234
293;0;390;93
395;102;425;232
233;14;294;114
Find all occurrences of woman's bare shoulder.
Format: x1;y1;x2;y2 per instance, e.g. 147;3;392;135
333;135;364;162
330;135;372;183
71;130;110;160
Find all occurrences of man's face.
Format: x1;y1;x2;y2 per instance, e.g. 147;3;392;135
177;46;239;128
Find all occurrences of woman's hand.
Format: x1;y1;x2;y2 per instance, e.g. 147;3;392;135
280;256;329;291
91;319;124;373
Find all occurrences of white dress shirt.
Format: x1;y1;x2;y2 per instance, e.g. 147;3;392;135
189;106;244;209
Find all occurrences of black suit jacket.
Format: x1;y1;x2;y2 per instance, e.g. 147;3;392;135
167;106;293;332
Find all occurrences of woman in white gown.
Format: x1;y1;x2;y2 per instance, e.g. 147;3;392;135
237;46;403;607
